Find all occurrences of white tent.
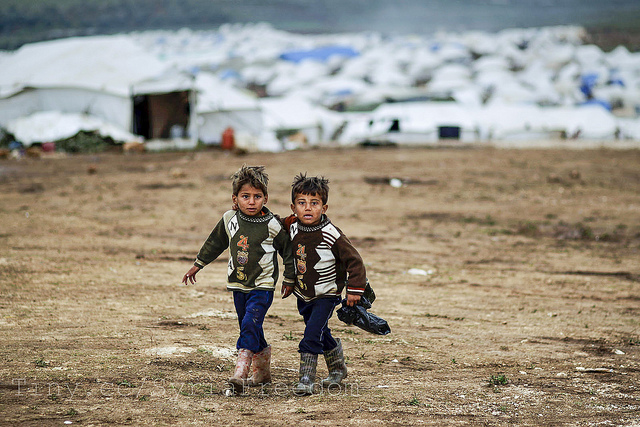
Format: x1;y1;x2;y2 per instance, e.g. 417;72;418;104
0;35;196;143
194;72;264;146
544;104;618;139
6;111;142;146
260;95;341;147
479;103;556;140
617;117;640;140
0;24;636;150
338;102;479;145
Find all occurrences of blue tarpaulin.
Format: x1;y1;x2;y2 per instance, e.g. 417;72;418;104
280;46;359;63
580;98;612;111
580;73;599;98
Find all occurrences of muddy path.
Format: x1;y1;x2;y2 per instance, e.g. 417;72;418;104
1;146;639;426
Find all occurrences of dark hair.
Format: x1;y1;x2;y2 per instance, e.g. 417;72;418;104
231;165;269;196
291;172;330;204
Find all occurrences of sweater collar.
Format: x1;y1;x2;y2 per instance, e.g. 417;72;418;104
297;215;331;232
237;207;273;223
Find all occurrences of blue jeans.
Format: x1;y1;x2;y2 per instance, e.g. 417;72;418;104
233;290;273;353
297;296;341;354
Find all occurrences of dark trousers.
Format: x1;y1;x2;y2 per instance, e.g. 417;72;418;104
297;296;340;354
233;290;273;353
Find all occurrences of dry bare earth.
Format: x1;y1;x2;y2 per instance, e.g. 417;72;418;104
1;146;639;426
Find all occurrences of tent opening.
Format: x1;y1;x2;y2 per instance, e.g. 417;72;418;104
389;119;400;132
133;91;191;139
439;126;460;139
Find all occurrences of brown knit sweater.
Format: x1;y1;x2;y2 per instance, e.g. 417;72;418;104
288;215;366;302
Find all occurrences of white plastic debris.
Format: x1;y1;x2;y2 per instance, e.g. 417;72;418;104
389;178;403;188
575;367;614;373
408;268;428;276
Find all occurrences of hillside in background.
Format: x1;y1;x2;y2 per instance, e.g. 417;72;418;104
1;0;640;51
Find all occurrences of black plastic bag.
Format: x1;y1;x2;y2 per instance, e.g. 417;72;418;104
337;296;391;335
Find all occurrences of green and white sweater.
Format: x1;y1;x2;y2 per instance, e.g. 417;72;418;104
194;207;295;293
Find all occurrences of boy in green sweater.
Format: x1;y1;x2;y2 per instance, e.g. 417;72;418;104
182;165;295;394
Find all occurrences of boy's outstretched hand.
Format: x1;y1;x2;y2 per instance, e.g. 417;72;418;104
346;293;361;307
182;266;200;285
281;284;294;299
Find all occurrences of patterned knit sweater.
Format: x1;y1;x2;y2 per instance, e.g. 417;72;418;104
288;215;366;302
194;207;295;293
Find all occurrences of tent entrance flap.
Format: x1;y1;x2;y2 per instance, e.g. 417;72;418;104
133;91;190;139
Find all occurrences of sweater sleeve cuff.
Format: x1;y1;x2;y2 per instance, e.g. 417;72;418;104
194;258;207;268
346;286;365;295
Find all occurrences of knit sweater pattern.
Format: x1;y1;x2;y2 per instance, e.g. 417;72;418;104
289;215;366;302
195;208;295;293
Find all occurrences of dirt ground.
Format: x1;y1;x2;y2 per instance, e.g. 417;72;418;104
1;145;639;426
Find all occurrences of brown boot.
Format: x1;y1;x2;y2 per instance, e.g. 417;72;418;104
228;348;253;395
247;345;271;386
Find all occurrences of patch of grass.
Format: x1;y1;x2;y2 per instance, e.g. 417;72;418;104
408;396;421;406
116;380;135;388
489;374;508;386
514;219;628;242
486;228;513;236
34;358;48;368
425;313;464;321
517;221;540;237
338;328;359;335
283;331;296;341
462;214;496;226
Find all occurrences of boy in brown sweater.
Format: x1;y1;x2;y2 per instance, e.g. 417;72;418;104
282;173;366;395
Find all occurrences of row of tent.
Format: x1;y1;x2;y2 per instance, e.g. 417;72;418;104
0;25;639;151
0;34;344;151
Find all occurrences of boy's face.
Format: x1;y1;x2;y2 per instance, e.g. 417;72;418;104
233;184;267;216
291;193;327;226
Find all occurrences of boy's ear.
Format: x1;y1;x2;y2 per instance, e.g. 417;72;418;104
264;194;268;205
322;204;328;214
290;203;296;214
